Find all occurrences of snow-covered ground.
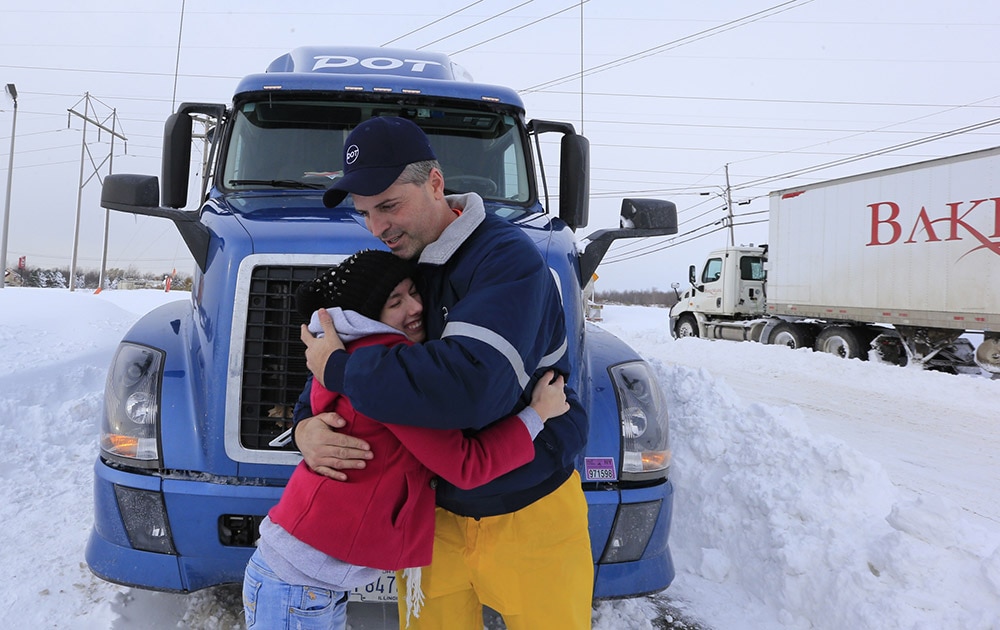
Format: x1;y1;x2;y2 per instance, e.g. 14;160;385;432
1;287;998;629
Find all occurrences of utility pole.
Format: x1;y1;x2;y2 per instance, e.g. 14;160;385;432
701;164;740;248
98;111;119;291
67;93;127;291
1;83;17;289
724;163;735;247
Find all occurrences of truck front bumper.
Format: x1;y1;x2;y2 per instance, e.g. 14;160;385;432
588;478;675;599
86;459;282;592
87;458;675;597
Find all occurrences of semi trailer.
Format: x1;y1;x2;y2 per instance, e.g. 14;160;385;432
670;146;1000;374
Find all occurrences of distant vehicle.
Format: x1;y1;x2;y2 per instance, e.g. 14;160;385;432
85;46;679;602
3;268;23;286
670;146;1000;375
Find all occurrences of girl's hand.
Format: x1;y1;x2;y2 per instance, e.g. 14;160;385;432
300;308;344;387
529;370;569;421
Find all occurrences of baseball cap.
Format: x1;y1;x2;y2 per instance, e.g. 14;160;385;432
322;116;437;208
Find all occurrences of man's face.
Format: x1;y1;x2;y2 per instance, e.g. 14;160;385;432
351;169;447;261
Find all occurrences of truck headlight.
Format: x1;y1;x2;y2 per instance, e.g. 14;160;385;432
610;361;671;482
101;343;163;468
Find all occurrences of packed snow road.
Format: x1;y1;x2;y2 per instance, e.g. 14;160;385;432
641;323;1000;527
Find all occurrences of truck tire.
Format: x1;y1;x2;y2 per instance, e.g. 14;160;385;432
815;326;867;360
872;333;907;367
975;337;1000;373
676;314;699;338
768;322;814;350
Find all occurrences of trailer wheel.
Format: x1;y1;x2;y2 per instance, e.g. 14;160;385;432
975;337;1000;374
815;326;866;360
872;333;907;366
676;314;699;338
768;322;814;350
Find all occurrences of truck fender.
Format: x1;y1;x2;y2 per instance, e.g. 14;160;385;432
669;309;705;339
690;311;708;338
757;317;785;345
748;319;769;343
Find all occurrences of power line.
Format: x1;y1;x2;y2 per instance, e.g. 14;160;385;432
538;90;1000;111
0;63;239;81
445;2;586;55
594;117;1000;264
735;116;1000;191
602;218;769;265
171;0;185;111
381;0;489;46
520;0;815;93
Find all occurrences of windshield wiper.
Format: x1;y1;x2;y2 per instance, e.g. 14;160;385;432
228;179;326;190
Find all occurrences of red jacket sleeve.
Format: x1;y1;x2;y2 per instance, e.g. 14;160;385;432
339;333;536;489
384;418;535;490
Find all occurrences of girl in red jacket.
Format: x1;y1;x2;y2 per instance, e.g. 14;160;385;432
243;249;568;630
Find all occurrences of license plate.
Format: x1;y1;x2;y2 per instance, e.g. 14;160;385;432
349;570;398;603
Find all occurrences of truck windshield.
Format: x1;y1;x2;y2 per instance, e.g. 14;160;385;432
221;99;532;207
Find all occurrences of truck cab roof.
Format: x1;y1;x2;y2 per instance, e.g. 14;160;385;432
233;46;525;108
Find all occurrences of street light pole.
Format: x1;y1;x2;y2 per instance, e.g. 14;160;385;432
1;83;18;289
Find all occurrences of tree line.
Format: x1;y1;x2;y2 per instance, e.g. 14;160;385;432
4;265;193;291
6;265;679;306
594;288;680;307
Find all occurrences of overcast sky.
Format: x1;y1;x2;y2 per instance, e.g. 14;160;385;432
2;1;999;290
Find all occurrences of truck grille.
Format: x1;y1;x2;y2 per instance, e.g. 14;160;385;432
239;264;327;451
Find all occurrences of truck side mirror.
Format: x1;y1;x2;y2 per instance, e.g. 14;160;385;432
161;102;227;209
527;119;590;231
577;198;678;285
621;198;677;231
102;173;160;208
101;102;225;272
558;133;589;230
688;265;696;285
100;173;211;273
162;112;192;209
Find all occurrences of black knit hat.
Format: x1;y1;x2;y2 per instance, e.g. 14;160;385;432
295;250;417;321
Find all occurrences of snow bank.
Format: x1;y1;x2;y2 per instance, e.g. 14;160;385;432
2;289;999;629
600;305;1000;629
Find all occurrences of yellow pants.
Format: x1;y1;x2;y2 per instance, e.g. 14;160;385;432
397;470;593;629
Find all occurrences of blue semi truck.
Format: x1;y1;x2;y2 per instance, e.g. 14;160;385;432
86;46;678;602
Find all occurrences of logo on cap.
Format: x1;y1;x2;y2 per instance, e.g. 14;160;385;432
345;144;360;165
322;116;437;208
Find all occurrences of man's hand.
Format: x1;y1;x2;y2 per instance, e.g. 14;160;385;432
300;308;345;388
295;412;373;481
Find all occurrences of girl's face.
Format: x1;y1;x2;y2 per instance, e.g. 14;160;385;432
380;277;425;343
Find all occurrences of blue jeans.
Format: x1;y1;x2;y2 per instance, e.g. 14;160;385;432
243;548;349;630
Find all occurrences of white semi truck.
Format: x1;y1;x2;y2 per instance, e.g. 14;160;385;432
669;146;1000;374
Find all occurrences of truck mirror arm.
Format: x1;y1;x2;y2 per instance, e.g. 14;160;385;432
101;173;211;273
